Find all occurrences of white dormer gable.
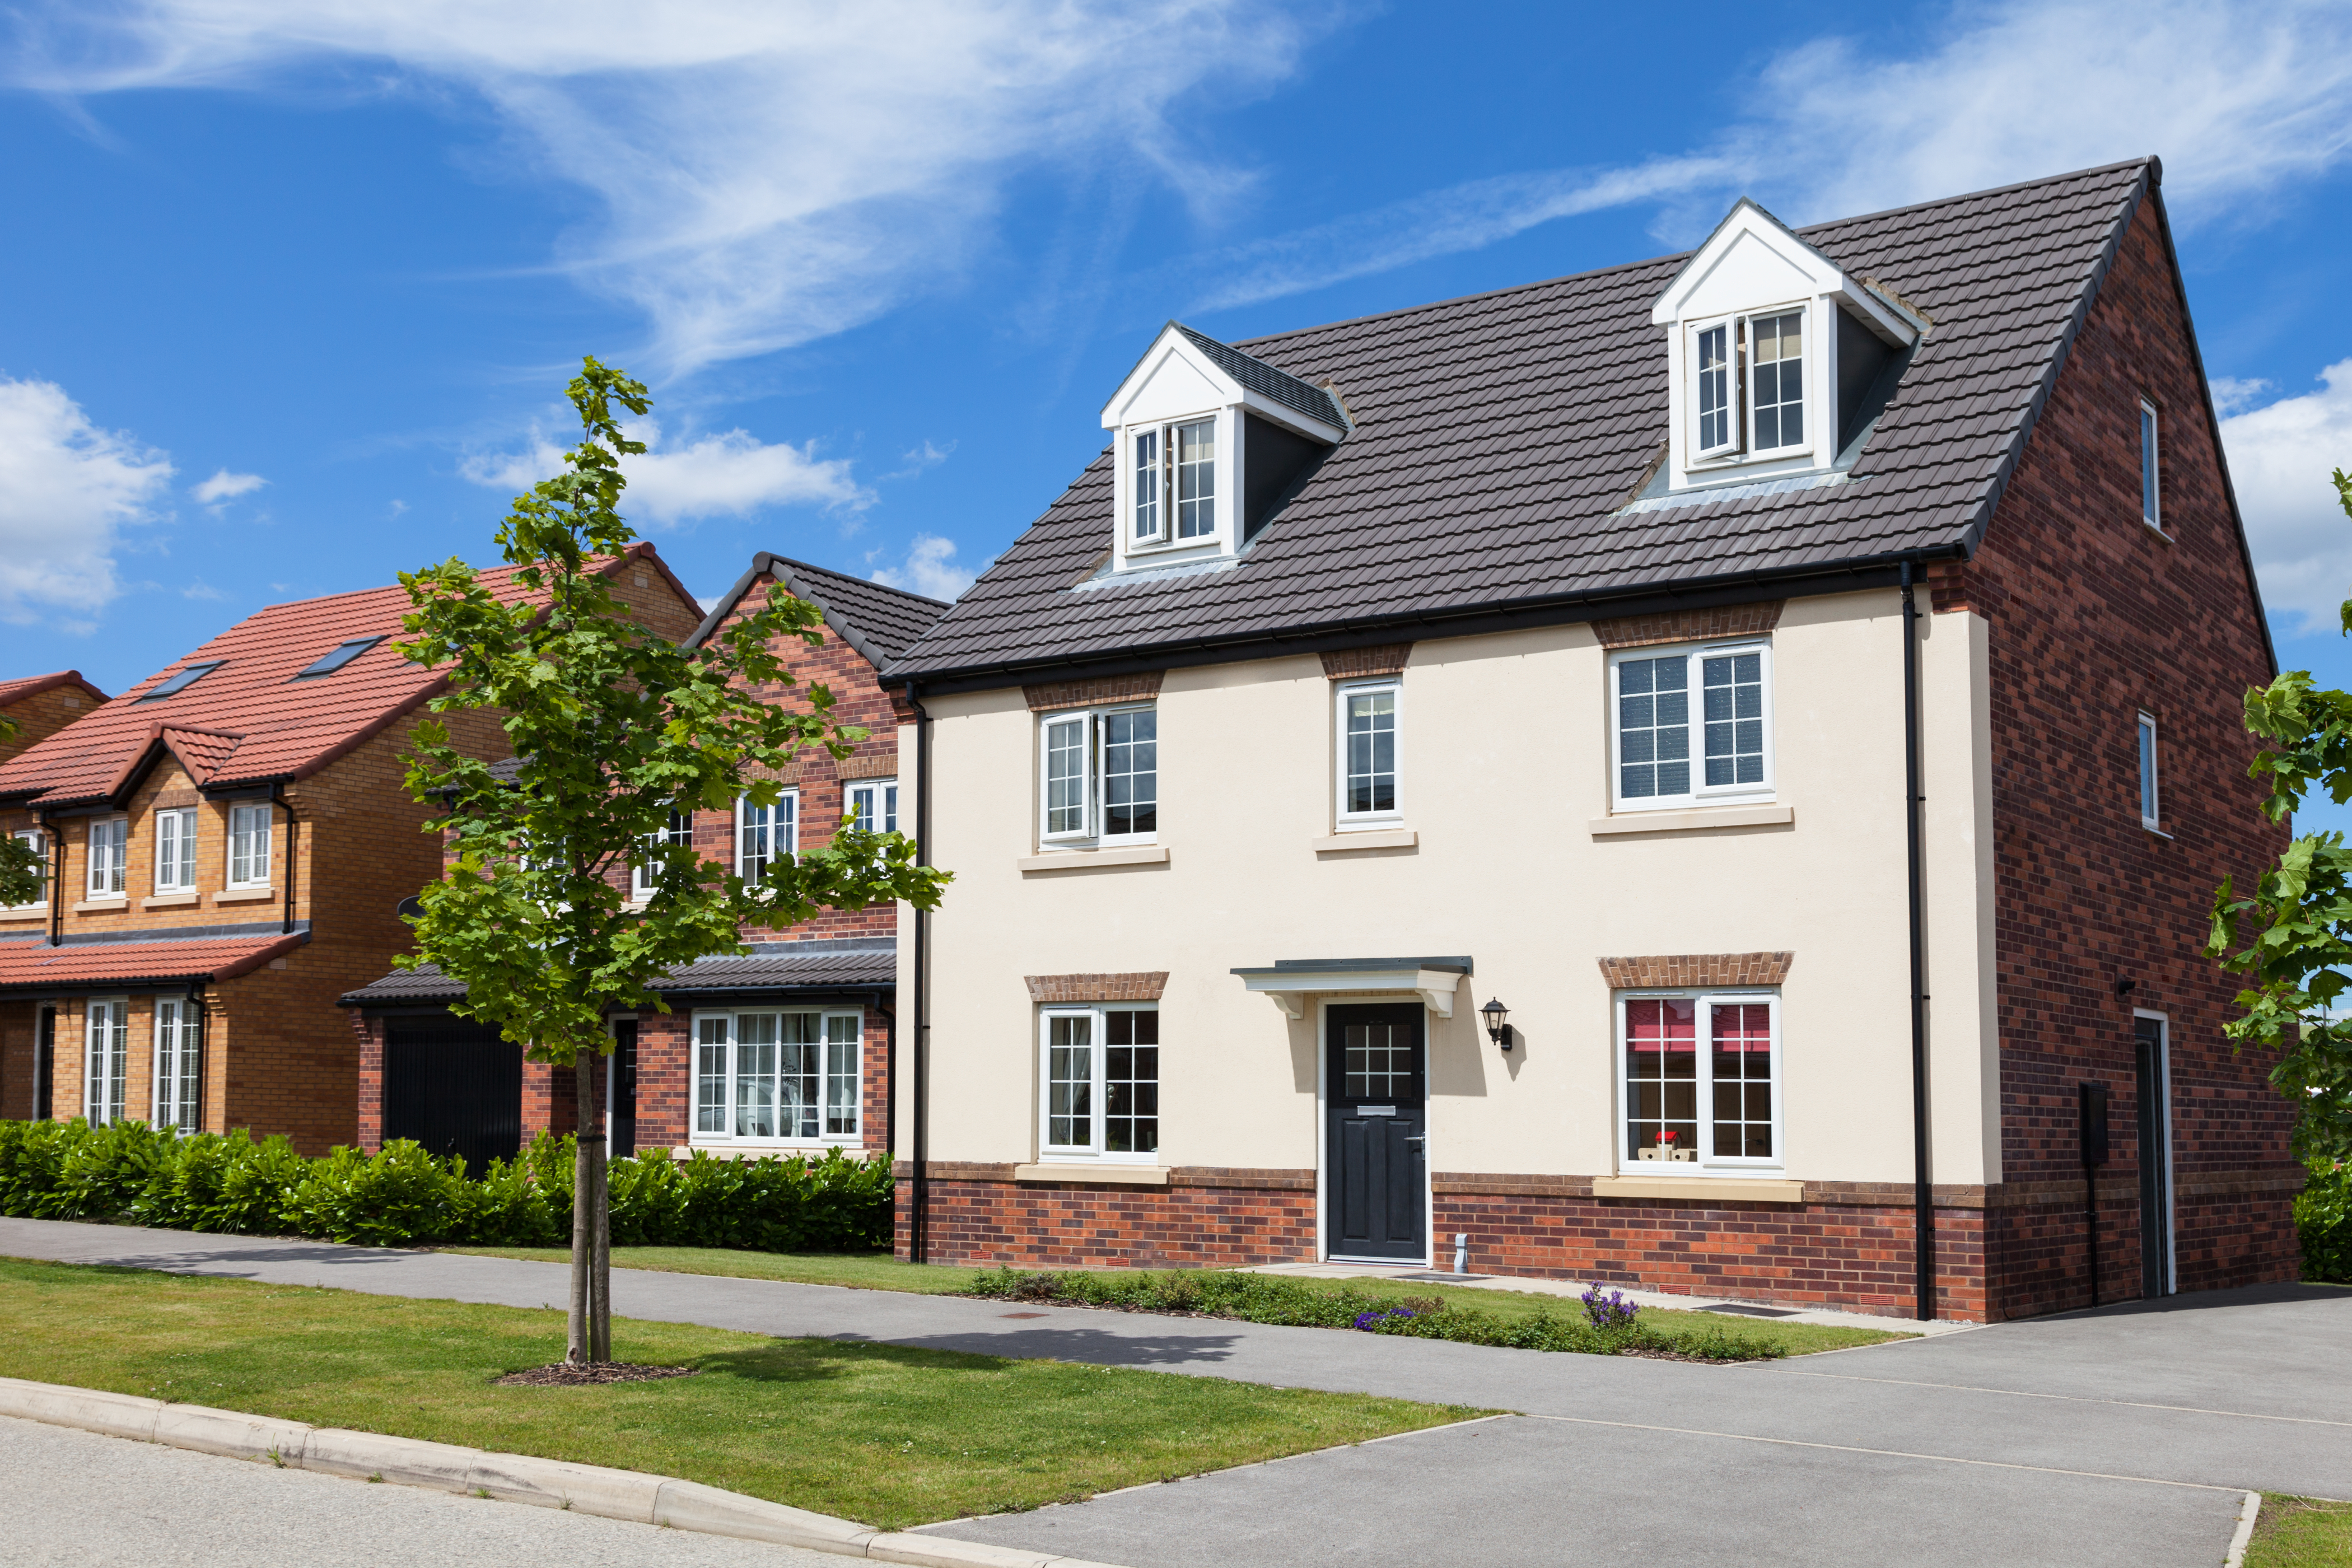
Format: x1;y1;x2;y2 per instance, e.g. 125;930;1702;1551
1098;323;1347;573
1651;199;1924;493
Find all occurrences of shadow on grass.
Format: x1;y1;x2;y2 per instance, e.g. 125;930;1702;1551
685;1336;1033;1387
867;1324;1248;1368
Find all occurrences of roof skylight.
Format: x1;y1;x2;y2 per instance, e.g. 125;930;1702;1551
292;637;385;680
136;661;223;702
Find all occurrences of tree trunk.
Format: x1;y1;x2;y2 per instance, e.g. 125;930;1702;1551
568;1057;593;1363
591;1052;612;1362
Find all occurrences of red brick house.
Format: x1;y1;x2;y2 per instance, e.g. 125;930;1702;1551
0;671;109;1116
0;545;699;1152
342;554;948;1168
881;158;2298;1320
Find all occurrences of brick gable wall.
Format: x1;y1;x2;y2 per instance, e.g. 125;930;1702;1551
0;683;96;767
1931;197;2300;1315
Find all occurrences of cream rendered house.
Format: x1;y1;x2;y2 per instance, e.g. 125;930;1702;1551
886;160;2299;1322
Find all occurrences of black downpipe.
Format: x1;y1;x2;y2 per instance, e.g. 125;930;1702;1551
274;785;300;935
1901;562;1935;1320
877;989;897;1163
909;684;933;1264
185;981;208;1135
41;813;62;947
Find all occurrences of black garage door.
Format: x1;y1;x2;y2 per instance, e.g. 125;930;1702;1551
383;1014;523;1173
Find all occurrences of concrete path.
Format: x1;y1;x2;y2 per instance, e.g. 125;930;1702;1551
4;1219;2341;1567
0;1412;835;1566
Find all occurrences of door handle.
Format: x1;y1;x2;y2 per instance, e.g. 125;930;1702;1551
1403;1135;1425;1144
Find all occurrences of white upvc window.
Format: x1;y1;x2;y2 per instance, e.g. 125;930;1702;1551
154;808;198;893
85;997;128;1126
1609;641;1773;811
634;809;693;898
1688;306;1808;464
844;779;898;835
8;829;45;909
692;1008;862;1144
736;792;797;888
1038;1005;1159;1160
227;804;272;888
2138;712;2161;829
1127;416;1217;548
87;818;128;898
1617;991;1782;1171
2139;398;2163;531
1038;705;1156;847
1691;318;1739;459
153;997;199;1132
1335;679;1401;827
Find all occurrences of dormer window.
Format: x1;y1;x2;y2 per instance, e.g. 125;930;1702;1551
1130;418;1219;547
1749;309;1804;451
1695;323;1735;456
1132;429;1161;543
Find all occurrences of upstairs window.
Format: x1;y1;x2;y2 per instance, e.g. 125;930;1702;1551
2139;399;2162;531
87;818;128;897
737;793;797;888
8;829;44;909
1749;310;1804;451
154;808;197;893
1611;643;1772;811
1694;324;1735;456
1127;418;1217;547
633;809;693;898
1132;429;1161;543
2138;712;2160;829
844;780;898;835
1039;706;1157;846
138;661;222;702
227;804;272;888
1336;679;1401;826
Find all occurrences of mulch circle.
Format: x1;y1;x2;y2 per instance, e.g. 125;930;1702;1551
495;1361;701;1387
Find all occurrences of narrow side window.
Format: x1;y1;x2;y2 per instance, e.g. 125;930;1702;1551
1132;428;1164;543
1337;679;1401;824
1174;418;1216;539
1040;713;1092;842
2138;712;2160;829
88;818;128;897
1692;321;1739;458
1100;708;1157;839
1749;309;1804;451
154;808;197;893
2139;399;2162;530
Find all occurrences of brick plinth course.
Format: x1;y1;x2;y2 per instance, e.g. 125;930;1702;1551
898;1169;1318;1270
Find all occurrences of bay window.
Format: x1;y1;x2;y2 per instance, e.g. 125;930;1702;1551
227;804;272;888
84;998;127;1126
154;808;197;893
87;818;127;897
693;1009;862;1143
1618;992;1780;1169
737;792;797;887
1038;705;1156;847
1611;641;1771;810
1039;1006;1159;1160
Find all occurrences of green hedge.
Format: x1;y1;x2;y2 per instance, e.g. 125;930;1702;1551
2300;1158;2351;1284
0;1118;892;1252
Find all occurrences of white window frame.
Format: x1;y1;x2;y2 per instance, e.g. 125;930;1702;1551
153;808;198;894
1130;426;1165;545
1613;990;1783;1174
226;803;273;889
1607;640;1775;813
84;997;128;1126
2138;711;2161;830
1036;1004;1160;1163
633;809;693;899
1117;412;1224;558
843;779;899;836
689;1007;864;1147
735;791;797;887
1334;678;1403;829
2139;398;2163;533
1743;304;1811;458
1036;703;1158;849
87;817;128;898
1689;315;1742;460
7;829;45;909
153;997;199;1132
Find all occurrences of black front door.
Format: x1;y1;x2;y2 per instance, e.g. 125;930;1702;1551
2135;1016;2172;1299
383;1014;522;1173
609;1020;639;1159
1327;1003;1427;1262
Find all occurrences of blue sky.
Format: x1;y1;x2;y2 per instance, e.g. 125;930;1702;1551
7;0;2352;822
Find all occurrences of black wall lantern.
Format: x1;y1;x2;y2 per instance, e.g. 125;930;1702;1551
1481;997;1511;1051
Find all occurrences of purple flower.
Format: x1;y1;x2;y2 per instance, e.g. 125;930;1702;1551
1353;1306;1419;1332
1580;1282;1639;1329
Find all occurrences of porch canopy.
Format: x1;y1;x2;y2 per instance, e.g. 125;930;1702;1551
1229;956;1470;1020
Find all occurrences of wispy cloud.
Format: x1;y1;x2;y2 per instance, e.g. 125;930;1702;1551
0;375;174;628
881;440;954;483
461;417;867;522
870;534;974;601
2221;361;2352;633
190;467;265;506
13;1;1326;375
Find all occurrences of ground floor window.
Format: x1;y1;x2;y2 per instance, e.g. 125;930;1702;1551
153;997;199;1132
84;998;127;1126
1039;1006;1159;1159
693;1009;861;1142
1618;992;1779;1169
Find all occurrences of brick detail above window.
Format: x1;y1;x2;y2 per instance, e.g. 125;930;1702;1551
1593;601;1784;650
1025;972;1169;1003
1598;951;1793;989
1024;673;1164;712
150;789;202;810
1320;643;1412;680
834;748;899;781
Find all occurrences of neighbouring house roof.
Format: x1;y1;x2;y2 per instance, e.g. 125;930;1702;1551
0;544;690;810
0;671;108;708
889;158;2244;688
688;553;951;669
338;937;896;1009
0;926;309;995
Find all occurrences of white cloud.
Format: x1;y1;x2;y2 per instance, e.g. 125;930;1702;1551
180;579;227;600
0;376;174;626
881;440;954;483
2210;377;2276;418
18;1;1321;375
1178;0;2352;311
461;418;868;522
190;467;264;505
2220;361;2352;632
870;534;973;601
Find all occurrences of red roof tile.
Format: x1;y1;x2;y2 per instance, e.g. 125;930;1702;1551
0;671;109;708
0;545;680;808
0;931;307;992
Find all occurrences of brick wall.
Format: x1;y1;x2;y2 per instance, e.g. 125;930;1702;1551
1933;195;2301;1314
899;1167;1319;1270
0;682;97;767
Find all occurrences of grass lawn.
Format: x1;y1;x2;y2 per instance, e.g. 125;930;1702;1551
2247;1495;2352;1567
442;1245;1911;1356
0;1257;1482;1530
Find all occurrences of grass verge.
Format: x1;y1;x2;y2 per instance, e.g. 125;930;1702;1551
0;1256;1481;1530
2247;1495;2352;1567
443;1245;1910;1356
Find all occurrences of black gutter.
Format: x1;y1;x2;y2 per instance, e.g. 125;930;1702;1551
1902;561;1935;1320
909;682;933;1265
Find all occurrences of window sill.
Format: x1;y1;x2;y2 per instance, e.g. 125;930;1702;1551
1314;828;1416;854
142;892;200;910
2143;824;2173;841
1013;1162;1168;1186
72;898;128;913
1018;846;1170;874
1592;1174;1804;1203
0;907;44;922
684;1138;864;1158
213;887;276;904
1590;804;1793;837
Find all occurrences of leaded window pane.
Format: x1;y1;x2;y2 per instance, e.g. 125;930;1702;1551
1102;710;1156;837
1702;652;1766;787
1617;656;1690;799
1751;310;1804;449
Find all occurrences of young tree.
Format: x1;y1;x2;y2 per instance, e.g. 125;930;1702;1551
394;358;949;1363
0;721;44;908
2208;469;2352;1165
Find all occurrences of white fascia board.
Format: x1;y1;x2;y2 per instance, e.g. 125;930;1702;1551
1238;967;1462;1020
1651;198;1917;346
1100;325;1245;430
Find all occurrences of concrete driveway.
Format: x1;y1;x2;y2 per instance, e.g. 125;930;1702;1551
2;1220;2341;1567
